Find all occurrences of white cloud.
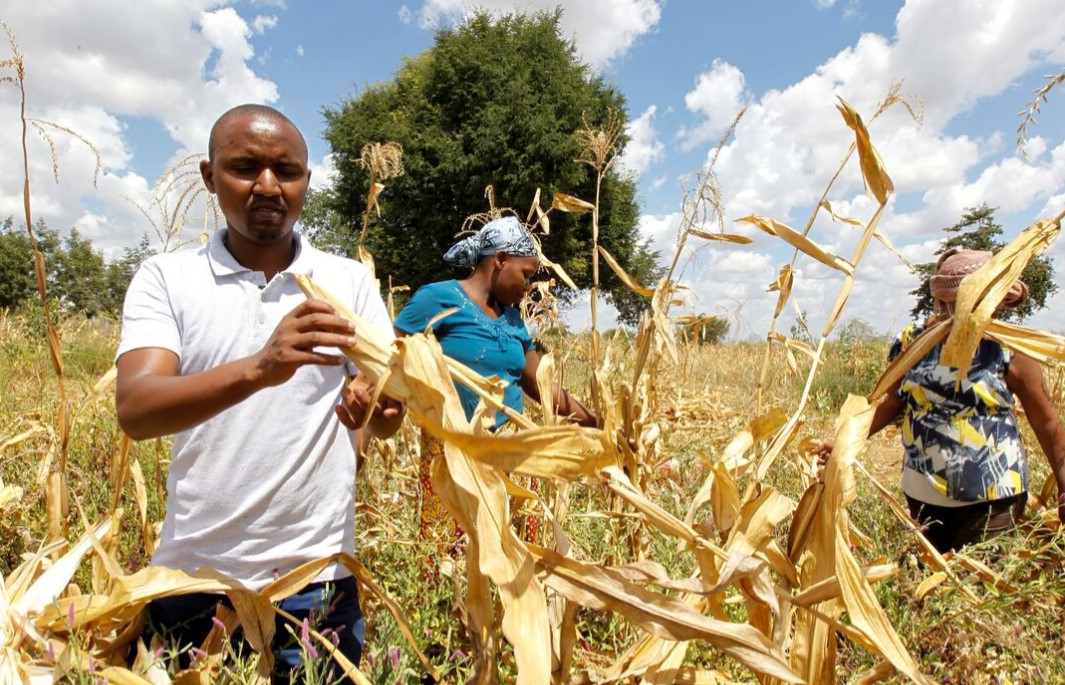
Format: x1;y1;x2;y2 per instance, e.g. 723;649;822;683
251;15;278;35
308;153;338;190
415;0;662;68
617;105;664;177
398;5;413;24
654;0;1065;338
678;60;749;151
0;2;279;255
295;44;305;57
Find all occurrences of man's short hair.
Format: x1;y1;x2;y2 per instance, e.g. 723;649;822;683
207;104;305;162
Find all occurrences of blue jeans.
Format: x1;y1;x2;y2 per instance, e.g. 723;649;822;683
145;576;364;684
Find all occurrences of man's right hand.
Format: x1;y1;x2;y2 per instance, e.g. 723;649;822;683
117;299;359;440
252;300;357;387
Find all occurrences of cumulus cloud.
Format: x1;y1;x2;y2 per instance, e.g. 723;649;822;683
251;15;278;35
677;60;749;151
617;105;665;177
0;2;279;254
650;0;1065;338
398;5;413;24
415;0;662;68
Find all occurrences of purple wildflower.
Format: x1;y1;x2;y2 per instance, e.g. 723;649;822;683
449;648;466;662
67;603;75;629
190;647;208;663
211;617;226;632
300;618;319;659
388;646;401;669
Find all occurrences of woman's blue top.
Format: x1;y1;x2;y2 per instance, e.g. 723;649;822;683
394;280;533;427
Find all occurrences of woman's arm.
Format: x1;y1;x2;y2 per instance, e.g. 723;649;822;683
1006;353;1065;512
519;349;597;428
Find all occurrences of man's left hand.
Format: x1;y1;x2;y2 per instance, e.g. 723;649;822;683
336;375;405;437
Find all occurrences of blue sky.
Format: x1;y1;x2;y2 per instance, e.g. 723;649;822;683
2;0;1064;338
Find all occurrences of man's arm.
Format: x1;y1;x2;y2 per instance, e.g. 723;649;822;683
116;300;356;440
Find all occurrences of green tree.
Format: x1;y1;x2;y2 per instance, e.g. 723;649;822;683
317;9;660;325
51;228;109;317
102;233;155;316
0;217;60;310
909;204;1056;322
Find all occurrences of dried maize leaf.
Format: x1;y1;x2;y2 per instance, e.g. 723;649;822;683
709;462;741;534
768;332;815;359
737;215;855;275
0;423;48;455
942;219;1058;374
128;453;153;556
529;545;802;682
787;482;823;562
985;320;1065;365
526;188;550;234
868;320;951;402
819;200;864;227
913;572;948;601
42;569;241;634
538;252;578;290
229;590;275;680
855;660;897;685
552;193;595;213
954;555;1015;593
789;563;896;607
822;275;854;338
688;229;753;245
599;246;654;297
835;97;894;204
357;246;376;280
433;424;612;480
834;525;930;684
391;333;552;684
822;198;913;270
14;517;112;617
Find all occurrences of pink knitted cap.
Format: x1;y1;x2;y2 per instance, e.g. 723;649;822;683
929;247;1028;306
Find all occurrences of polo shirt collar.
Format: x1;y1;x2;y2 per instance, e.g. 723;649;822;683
207;229;315;278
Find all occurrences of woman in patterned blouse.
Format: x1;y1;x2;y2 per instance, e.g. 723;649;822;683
840;248;1065;552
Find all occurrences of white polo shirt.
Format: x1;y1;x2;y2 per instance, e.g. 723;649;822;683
117;230;392;589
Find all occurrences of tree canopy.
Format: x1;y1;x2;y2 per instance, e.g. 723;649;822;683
909;204;1056;322
315;9;660;324
0;217;154;317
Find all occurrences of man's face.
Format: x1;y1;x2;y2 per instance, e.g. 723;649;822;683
200;113;310;246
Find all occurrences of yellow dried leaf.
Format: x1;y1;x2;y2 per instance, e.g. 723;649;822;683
688;229;753;244
941;218;1058;375
738;215;855;275
552;193;595;213
598;246;654;297
835;97;894;204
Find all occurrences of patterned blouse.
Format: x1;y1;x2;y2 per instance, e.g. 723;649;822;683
892;324;1028;504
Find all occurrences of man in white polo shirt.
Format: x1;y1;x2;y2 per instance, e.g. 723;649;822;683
116;103;401;681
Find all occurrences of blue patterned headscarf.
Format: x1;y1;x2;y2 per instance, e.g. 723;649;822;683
443;216;538;268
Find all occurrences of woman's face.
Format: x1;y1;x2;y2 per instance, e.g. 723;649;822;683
492;254;539;306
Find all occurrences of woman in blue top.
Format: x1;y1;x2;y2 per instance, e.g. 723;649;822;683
394;215;597;544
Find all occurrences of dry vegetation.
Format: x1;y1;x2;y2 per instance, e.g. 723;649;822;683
6;16;1065;685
